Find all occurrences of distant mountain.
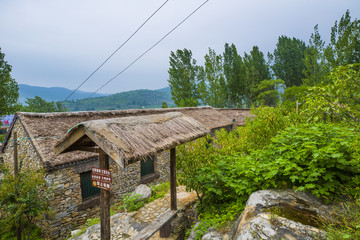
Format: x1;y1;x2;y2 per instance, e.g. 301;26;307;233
62;87;174;111
156;86;171;92
62;88;174;111
18;84;109;103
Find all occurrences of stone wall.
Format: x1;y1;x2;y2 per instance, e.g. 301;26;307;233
45;151;170;239
1;118;171;240
2;119;42;171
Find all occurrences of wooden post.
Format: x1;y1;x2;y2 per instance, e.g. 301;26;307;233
13;132;21;240
159;221;171;238
99;152;111;240
170;148;177;211
14;131;18;177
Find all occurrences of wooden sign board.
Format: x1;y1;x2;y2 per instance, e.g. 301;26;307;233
91;167;111;191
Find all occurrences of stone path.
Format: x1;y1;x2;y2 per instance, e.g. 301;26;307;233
70;186;197;240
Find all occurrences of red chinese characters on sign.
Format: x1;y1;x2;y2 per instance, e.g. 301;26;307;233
91;167;111;191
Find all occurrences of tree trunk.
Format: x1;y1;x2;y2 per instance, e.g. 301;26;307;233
27;218;31;240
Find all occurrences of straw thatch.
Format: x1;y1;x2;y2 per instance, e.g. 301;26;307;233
217;108;253;125
1;107;250;169
55;112;209;168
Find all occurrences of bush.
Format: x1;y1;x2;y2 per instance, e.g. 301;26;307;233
198;123;360;205
120;193;146;212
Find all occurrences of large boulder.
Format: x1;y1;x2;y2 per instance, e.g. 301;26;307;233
132;184;151;200
234;189;330;240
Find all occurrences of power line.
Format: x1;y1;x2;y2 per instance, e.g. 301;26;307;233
86;0;210;99
63;0;170;101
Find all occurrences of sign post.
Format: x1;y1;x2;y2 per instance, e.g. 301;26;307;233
92;153;111;240
91;167;111;191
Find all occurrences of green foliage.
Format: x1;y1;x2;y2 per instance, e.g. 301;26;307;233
223;43;246;108
161;101;168;108
0;164;50;239
243;46;271;107
282;85;309;106
301;64;360;128
320;200;360;239
149;181;170;202
241;106;301;152
191;201;244;240
324;10;360;71
168;49;199;107
75;217;100;237
257;123;360;199
198;48;227;108
195;122;359;209
0;134;5;143
271;36;307;87
0;224;44;240
0;47;19;115
21;96;68;113
119;193;146;212
252;79;284;106
303;24;326;86
177;135;216;203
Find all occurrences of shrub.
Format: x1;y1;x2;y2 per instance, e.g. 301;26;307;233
198;123;360;205
120;193;146;212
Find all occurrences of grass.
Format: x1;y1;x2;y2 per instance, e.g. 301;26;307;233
0;134;5;143
0;224;44;240
319;198;360;239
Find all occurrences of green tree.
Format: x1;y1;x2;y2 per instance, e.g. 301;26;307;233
252;79;284;106
243;46;271;106
21;96;68;113
177;135;216;203
198;48;227;108
168;49;199;107
0;164;50;240
282;85;309;108
303;25;326;86
161;101;168;108
301;64;360;128
271;36;307;87
223;43;246;108
324;10;360;71
0;48;19;116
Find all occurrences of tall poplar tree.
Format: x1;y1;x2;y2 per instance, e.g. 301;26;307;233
272;36;307;87
198;48;227;108
243;46;271;107
324;10;360;71
223;43;246;107
303;25;325;86
168;49;199;107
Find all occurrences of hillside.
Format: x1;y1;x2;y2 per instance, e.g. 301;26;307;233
62;87;174;111
19;84;109;103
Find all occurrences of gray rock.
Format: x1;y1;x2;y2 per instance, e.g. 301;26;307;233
70;229;82;238
234;189;328;240
187;222;201;240
202;228;223;240
132;184;151;200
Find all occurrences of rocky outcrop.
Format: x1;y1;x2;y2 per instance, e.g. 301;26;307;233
234;189;329;240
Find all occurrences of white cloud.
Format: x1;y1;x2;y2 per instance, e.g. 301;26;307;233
1;0;359;94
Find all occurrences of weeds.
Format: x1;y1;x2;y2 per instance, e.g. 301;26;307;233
320;199;360;239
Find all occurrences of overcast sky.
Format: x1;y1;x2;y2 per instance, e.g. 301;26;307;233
1;0;359;98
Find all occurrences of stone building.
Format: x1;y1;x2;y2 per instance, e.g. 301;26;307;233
0;107;250;239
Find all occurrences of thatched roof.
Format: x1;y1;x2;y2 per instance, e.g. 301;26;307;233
0;107;250;169
54;112;209;168
217;108;253;126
